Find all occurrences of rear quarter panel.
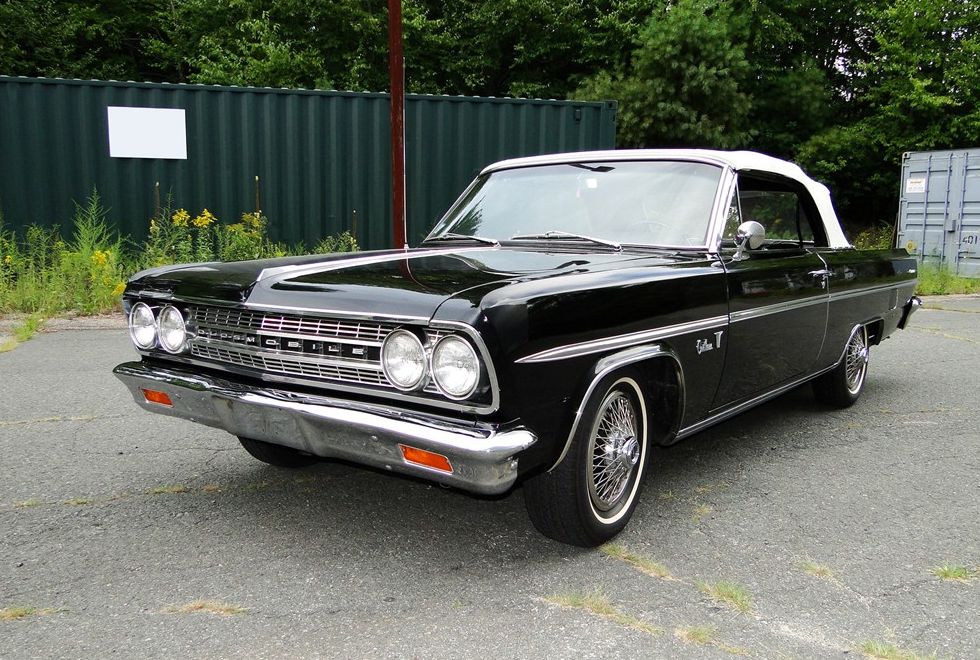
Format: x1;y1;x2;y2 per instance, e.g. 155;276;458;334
814;248;917;367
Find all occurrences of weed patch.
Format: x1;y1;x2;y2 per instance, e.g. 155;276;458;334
13;498;41;508
929;563;975;582
600;543;673;580
675;625;715;644
859;640;937;660
0;191;358;318
697;580;753;614
0;606;60;621
915;264;980;296
691;503;712;523
545;589;663;637
800;559;835;580
147;484;190;495
168;599;247;616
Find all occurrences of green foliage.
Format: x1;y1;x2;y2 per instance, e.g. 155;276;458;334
2;0;979;232
312;231;360;255
577;0;753;148
0;192;128;315
852;225;894;251
0;193;359;317
916;264;980;296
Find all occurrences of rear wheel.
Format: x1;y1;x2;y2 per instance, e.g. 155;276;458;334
812;326;869;407
524;371;649;547
237;436;318;468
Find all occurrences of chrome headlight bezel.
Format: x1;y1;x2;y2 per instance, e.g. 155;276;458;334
431;335;481;400
157;305;188;354
381;329;428;391
129;302;157;349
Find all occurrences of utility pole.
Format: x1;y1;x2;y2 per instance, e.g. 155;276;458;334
388;0;407;249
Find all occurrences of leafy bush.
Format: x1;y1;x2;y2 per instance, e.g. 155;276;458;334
0;191;359;317
916;263;980;295
851;224;894;250
0;192;128;314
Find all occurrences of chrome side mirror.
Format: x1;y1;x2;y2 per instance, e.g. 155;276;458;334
733;221;765;260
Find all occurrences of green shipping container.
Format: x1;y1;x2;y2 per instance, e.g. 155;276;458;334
0;77;616;250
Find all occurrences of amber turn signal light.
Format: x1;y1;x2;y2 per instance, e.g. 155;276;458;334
398;444;453;473
141;388;173;407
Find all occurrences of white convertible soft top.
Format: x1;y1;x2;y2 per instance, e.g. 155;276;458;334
482;149;851;248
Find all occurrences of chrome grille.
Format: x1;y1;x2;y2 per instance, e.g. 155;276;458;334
191;307;396;343
188;305;409;390
191;344;390;386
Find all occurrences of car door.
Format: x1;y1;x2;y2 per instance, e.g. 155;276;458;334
711;174;829;409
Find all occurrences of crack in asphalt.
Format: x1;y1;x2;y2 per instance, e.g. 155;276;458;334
909;326;978;344
0;414;130;427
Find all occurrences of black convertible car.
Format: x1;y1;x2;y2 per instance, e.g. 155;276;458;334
115;149;919;546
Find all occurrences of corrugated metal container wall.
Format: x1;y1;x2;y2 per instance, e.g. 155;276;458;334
897;148;980;277
0;77;616;250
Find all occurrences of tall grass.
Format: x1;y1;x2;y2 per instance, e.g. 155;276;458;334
916;263;980;296
0;193;128;315
0;192;358;317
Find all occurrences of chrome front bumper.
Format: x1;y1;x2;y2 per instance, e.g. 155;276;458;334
113;361;536;495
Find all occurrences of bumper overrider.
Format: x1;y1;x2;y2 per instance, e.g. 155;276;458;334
113;361;536;495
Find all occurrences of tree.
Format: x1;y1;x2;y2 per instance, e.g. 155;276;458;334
0;0;166;81
797;0;980;227
576;0;753;148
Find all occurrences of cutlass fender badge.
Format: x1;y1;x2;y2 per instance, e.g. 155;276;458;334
696;331;724;355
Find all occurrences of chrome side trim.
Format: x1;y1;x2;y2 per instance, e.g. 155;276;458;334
675;368;832;439
548;345;684;471
113;361;534;496
730;296;828;323
516;315;729;364
676;322;865;439
828;280;914;302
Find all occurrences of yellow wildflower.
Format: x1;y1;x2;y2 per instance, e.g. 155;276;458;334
111;281;126;297
91;250;109;266
242;211;263;229
3;254;11;265
193;208;216;228
172;209;191;227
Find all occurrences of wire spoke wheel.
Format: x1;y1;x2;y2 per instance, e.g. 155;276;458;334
844;327;869;395
587;389;641;514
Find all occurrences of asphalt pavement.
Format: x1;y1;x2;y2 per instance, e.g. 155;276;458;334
0;298;977;659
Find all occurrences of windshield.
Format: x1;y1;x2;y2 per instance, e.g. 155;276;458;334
427;161;723;248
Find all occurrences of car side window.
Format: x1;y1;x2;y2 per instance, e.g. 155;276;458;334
723;174;824;247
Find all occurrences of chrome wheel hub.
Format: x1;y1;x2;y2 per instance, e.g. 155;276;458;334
845;329;869;394
589;390;641;511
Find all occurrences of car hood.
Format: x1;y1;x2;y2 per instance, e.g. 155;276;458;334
128;246;690;319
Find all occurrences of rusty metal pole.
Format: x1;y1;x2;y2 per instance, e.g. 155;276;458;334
388;0;407;250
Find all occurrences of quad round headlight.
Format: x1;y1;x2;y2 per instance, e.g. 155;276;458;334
129;302;157;349
157;305;188;353
381;329;427;391
431;335;480;399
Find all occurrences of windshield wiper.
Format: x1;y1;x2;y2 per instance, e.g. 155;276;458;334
424;232;499;246
509;231;622;251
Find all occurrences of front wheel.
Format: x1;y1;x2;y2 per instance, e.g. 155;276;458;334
812;326;869;407
238;436;319;468
523;371;650;547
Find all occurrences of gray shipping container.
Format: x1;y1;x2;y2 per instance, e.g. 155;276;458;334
0;77;616;250
896;148;980;277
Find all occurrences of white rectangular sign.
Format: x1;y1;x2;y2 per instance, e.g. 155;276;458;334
905;177;926;194
107;106;187;160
